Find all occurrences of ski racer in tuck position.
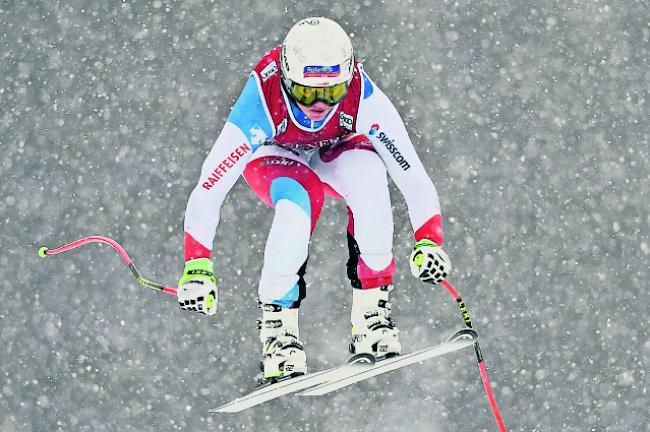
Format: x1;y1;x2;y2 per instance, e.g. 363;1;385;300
177;17;452;384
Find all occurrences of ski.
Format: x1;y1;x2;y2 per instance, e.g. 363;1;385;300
210;354;374;413
297;328;478;397
211;328;476;412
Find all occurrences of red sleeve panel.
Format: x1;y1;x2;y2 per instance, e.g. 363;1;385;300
184;232;212;261
414;214;443;245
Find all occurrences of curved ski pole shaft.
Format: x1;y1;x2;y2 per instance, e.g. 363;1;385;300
441;281;506;432
38;236;177;296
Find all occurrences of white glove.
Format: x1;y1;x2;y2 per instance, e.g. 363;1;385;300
409;239;451;285
177;258;218;316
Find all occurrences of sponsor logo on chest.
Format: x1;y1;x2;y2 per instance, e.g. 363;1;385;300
339;112;354;130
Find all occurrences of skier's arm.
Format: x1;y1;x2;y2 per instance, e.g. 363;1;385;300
183;74;274;261
356;69;443;245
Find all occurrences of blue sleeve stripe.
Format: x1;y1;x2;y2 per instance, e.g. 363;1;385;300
227;75;274;150
362;71;374;99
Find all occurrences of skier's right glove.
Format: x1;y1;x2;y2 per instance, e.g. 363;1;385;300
409;239;452;285
177;258;218;316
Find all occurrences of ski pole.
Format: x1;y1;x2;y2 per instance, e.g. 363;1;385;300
38;236;177;296
441;280;507;432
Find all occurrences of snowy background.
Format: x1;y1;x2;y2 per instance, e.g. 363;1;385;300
1;1;649;431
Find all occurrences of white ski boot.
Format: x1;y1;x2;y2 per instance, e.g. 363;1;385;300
349;285;401;359
257;303;307;385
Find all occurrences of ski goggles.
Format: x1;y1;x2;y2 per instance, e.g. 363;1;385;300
288;82;348;107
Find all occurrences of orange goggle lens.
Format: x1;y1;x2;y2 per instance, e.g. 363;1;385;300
290;82;348;107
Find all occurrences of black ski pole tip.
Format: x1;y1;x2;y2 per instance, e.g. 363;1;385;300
38;246;49;257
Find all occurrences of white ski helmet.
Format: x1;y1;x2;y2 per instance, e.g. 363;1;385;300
280;17;355;90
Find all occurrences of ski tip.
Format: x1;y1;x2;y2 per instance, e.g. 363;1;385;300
38;246;49;258
346;353;376;366
448;328;479;343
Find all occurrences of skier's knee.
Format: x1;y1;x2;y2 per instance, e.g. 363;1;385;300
270;176;324;230
270;177;311;216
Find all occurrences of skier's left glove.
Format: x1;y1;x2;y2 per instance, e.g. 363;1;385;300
409;239;451;285
177;258;218;316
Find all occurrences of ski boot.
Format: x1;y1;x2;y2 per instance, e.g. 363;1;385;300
349;285;401;359
257;303;307;385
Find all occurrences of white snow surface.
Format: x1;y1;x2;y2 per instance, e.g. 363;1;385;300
1;1;648;431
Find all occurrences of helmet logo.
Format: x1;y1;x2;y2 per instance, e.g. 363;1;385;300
303;65;340;78
369;124;380;136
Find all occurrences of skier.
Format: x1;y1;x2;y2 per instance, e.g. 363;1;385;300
176;17;451;384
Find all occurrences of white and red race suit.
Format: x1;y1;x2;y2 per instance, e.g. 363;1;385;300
184;46;443;307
